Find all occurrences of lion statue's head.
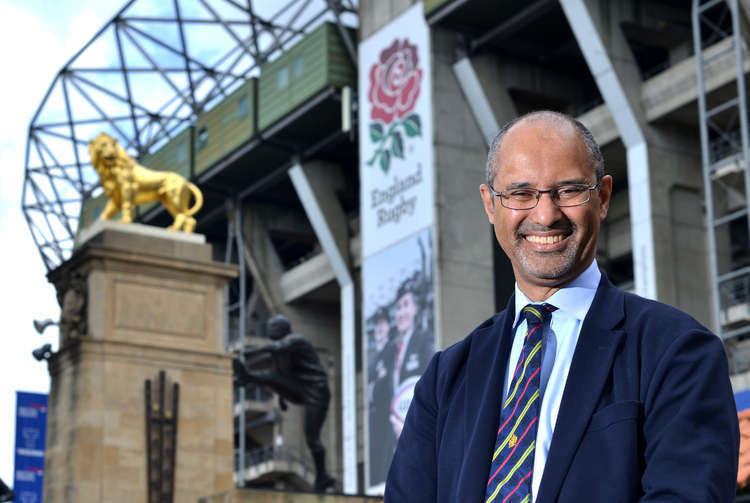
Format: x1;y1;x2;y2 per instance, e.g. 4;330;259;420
88;132;133;175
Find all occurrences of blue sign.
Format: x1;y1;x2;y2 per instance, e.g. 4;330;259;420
13;392;48;503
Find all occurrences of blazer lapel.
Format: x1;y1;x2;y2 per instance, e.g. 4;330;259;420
536;275;626;502
457;296;516;502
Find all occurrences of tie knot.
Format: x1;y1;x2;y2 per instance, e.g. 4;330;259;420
522;303;557;327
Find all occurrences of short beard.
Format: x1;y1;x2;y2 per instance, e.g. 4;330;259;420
514;220;578;281
517;245;578;280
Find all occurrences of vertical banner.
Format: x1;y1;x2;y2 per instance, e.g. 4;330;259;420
359;2;434;258
13;391;48;503
359;2;434;494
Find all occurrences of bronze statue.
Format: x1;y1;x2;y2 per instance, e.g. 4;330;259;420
233;315;335;492
88;132;203;232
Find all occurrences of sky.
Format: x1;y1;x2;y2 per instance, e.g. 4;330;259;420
0;0;126;486
0;0;349;489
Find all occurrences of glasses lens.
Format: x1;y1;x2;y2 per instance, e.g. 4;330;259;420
502;189;538;210
555;184;591;207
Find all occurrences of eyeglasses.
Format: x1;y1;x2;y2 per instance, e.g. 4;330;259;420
486;182;600;210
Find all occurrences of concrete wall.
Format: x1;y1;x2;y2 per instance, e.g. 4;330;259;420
431;28;498;348
359;0;418;40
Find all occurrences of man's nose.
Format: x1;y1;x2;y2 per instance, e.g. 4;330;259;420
530;191;563;225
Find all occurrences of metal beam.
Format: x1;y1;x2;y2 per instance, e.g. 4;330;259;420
288;162;357;494
561;0;658;300
452;58;500;147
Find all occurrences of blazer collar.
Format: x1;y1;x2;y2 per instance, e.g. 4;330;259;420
458;294;516;502
536;273;626;502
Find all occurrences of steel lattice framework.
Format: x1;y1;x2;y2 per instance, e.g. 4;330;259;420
23;0;358;270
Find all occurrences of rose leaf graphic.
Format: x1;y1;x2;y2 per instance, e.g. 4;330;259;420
403;114;422;138
391;131;404;159
380;149;391;174
370;122;384;143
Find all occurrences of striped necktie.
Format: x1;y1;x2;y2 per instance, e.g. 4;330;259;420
485;303;556;503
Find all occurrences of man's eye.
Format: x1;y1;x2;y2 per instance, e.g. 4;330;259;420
508;190;536;199
558;186;586;196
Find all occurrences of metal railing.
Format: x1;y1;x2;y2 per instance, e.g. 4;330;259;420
233;384;272;403
720;272;750;309
710;129;742;165
234;445;315;482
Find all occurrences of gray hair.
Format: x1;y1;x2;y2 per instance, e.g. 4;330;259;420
485;110;604;187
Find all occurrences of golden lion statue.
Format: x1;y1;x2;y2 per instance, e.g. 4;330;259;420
88;132;203;233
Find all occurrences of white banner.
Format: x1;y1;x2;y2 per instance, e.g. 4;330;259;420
359;3;433;259
359;3;435;493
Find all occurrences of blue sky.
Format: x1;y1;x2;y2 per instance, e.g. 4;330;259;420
0;0;126;486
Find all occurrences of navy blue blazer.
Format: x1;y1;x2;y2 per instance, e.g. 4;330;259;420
385;275;739;502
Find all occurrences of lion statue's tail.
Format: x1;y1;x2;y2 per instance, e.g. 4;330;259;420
186;182;204;216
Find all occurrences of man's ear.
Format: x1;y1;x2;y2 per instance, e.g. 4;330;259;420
479;184;496;224
597;175;613;221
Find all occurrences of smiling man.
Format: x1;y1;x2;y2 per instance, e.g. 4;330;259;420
385;111;739;502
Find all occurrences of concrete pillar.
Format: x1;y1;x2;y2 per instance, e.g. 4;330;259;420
431;29;500;348
289;161;357;494
647;126;711;326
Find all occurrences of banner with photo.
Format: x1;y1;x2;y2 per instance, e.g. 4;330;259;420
359;2;434;259
362;227;435;493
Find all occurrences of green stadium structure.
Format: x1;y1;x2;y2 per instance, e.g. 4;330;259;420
258;22;356;131
194;79;256;176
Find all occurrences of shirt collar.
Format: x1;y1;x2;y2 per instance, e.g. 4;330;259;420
514;259;601;324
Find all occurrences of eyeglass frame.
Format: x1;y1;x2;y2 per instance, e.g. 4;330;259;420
485;181;601;210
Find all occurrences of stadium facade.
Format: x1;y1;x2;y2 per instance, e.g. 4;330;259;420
22;0;750;497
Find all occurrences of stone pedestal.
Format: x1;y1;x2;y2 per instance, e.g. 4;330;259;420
44;221;237;503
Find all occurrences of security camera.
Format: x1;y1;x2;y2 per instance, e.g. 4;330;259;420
33;318;57;334
32;343;53;362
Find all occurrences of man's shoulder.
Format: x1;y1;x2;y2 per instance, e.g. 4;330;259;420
607;286;719;358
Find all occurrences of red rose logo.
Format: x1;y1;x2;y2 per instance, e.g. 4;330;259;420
368;39;422;124
366;38;424;174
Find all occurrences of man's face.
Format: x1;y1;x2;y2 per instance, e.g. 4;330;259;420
395;292;418;336
479;120;612;294
374;318;390;347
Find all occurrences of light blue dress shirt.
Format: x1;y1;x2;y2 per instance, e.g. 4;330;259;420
504;259;601;502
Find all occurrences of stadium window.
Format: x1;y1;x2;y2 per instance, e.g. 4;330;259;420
196;128;208;150
293;55;305;78
277;67;289;90
237;95;249;119
176;141;187;164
